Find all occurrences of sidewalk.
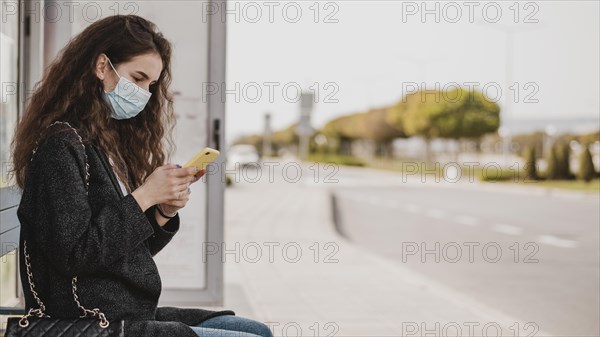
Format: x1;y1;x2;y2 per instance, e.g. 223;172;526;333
200;161;552;336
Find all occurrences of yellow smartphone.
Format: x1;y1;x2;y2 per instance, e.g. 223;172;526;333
183;147;220;172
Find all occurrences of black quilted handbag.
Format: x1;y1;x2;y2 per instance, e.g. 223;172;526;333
5;121;125;337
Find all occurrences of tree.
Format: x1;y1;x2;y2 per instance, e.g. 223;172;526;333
272;123;300;148
232;134;263;153
386;90;443;162
578;143;596;182
386;88;500;163
321;113;367;155
362;107;405;158
555;142;574;180
512;131;545;158
523;146;538;181
545;143;559;180
233;123;301;156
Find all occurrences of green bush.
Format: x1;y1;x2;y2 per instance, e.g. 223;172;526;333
477;166;519;182
307;154;365;167
578;144;596;182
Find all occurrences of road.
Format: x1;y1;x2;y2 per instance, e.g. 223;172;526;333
328;165;600;336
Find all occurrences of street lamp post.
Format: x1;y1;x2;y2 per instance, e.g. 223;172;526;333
503;29;515;166
477;22;538;167
263;113;272;157
297;91;314;160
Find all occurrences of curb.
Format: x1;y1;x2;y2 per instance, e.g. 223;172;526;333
329;192;350;240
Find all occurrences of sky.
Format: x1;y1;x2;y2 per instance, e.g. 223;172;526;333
225;1;599;144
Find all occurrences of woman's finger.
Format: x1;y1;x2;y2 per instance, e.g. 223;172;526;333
163;185;192;208
190;170;206;184
160;163;179;171
174;197;190;207
170;166;199;177
170;169;200;185
172;178;191;188
164;200;185;208
170;186;191;198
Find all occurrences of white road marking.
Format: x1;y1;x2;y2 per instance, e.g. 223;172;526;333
454;215;479;226
334;177;364;186
426;209;446;219
302;177;325;186
403;203;421;213
347;194;366;202
347;194;400;209
491;224;523;236
538;235;578;248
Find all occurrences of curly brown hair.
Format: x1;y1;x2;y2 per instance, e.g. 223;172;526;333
10;15;176;194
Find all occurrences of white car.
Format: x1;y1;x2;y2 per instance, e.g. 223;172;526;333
226;144;260;168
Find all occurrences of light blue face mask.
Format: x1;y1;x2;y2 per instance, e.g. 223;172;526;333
102;58;152;120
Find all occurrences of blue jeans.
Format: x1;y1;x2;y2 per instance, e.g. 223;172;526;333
189;315;274;337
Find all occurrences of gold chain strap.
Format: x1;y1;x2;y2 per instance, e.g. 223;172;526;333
19;121;108;329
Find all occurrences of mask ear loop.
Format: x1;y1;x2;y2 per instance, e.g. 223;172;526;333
104;58;121;94
107;58;121;77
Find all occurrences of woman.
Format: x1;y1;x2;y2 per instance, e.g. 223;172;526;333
10;15;273;337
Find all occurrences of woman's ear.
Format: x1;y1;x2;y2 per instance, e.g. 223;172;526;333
95;53;109;81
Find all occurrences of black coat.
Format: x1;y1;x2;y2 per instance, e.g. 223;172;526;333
16;123;235;337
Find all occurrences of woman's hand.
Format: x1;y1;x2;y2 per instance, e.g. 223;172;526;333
131;164;203;212
159;168;207;214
